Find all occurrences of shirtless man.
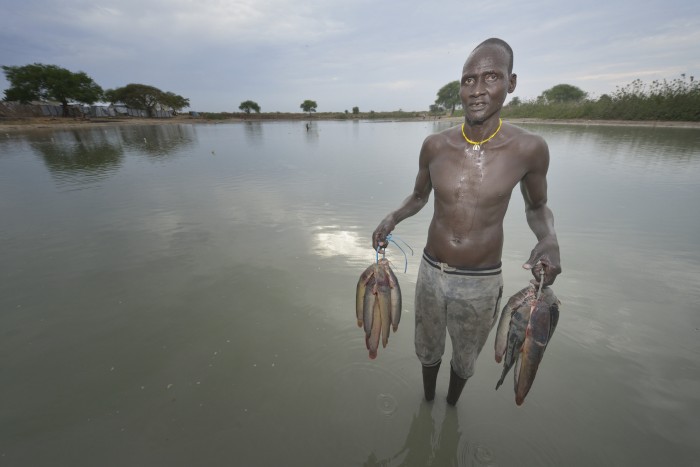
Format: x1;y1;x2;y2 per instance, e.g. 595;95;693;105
372;38;561;405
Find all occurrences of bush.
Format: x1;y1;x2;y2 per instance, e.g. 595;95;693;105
501;75;699;121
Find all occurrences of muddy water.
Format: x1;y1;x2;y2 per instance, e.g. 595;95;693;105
1;120;699;466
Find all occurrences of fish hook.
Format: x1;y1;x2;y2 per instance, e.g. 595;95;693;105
375;234;413;273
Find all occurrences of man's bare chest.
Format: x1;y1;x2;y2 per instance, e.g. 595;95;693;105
430;150;522;202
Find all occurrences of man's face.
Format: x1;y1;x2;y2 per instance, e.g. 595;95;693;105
459;45;516;124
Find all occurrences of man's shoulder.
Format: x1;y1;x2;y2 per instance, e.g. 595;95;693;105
422;125;461;150
502;122;548;153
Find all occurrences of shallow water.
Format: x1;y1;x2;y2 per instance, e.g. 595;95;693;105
1;120;699;466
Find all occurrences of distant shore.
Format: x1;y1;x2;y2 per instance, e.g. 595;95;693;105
2;115;699;132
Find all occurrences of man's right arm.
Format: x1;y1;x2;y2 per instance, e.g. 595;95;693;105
372;136;434;250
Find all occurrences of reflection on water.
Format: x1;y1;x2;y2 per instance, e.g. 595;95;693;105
304;121;320;143
364;403;463;467
525;123;700;172
121;124;197;158
30;129;124;189
243;121;264;145
1;121;699;466
311;226;371;266
25;125;197;190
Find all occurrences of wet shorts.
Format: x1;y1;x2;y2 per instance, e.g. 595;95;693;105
414;250;503;379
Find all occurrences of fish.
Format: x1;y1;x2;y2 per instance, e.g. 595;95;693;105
367;301;382;359
363;281;377;336
375;266;392;348
355;258;402;359
515;288;560;405
494;285;535;390
494;286;534;364
494;285;560;405
356;264;376;328
386;265;402;332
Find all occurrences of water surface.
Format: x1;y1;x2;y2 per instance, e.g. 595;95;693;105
1;120;699;466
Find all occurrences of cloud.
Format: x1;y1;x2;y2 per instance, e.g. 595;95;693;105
52;0;349;45
372;80;420;91
2;0;699;111
577;69;683;82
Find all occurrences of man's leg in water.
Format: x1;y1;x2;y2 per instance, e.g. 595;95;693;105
445;268;503;405
414;254;446;401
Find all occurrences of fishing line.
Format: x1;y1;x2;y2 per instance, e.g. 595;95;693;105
375;234;413;273
536;265;545;300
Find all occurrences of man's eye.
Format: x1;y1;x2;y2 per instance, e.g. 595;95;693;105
486;74;498;82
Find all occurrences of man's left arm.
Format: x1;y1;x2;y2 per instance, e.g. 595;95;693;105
520;136;561;286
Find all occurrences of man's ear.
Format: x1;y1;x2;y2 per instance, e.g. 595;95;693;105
508;73;517;93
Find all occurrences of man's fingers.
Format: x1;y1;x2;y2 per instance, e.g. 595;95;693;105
523;249;541;269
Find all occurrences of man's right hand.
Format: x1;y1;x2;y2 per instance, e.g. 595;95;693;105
372;217;396;252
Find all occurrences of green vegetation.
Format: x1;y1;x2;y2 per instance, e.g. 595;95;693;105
502;76;700;121
1;62;191;118
4;62;696;123
104;84;189;117
2;63;103;116
239;100;261;114
198;109;426;121
539;84;587;103
435;81;461;115
300;99;318;113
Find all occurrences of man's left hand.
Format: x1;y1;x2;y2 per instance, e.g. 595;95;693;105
523;237;561;287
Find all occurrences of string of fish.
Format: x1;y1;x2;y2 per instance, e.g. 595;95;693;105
375;234;414;273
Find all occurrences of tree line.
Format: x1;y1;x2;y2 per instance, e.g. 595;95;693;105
1;63;189;117
5;62;696;122
239;99;321;115
432;75;700;122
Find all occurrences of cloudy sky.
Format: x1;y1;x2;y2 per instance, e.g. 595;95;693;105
1;0;698;113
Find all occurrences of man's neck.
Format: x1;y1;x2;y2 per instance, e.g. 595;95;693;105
463;115;502;143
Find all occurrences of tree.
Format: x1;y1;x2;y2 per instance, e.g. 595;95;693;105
435;80;461;115
300;99;317;114
509;96;522;106
429;104;444;114
539;84;587;103
159;91;190;114
239;100;261;114
352;106;359;114
2;63;103;116
104;84;189;117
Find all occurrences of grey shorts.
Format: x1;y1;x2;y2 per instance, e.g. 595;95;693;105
415;251;503;379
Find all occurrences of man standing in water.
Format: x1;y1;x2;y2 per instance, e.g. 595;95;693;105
372;38;561;406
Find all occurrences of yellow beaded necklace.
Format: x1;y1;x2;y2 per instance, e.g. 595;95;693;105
461;118;502;151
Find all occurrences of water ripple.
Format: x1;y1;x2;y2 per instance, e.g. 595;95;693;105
376;393;398;416
459;422;564;467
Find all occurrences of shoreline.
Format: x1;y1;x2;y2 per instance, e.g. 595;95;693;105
2;115;700;132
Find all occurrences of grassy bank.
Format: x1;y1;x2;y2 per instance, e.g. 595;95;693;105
199;110;428;121
502;75;700;122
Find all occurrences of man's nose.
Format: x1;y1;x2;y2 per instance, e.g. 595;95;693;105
471;80;486;96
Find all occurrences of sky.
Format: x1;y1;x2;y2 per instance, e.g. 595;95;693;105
1;0;699;113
